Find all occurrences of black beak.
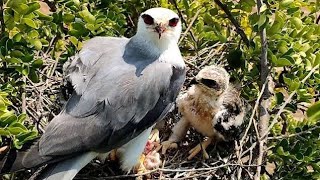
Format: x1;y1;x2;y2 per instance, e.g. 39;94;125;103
155;25;166;39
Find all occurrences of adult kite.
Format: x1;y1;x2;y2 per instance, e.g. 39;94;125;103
0;7;186;179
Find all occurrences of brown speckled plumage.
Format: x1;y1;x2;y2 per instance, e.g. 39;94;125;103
162;65;247;159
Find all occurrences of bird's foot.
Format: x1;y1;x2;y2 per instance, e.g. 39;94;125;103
187;138;212;160
149;129;160;142
160;140;178;154
109;149;118;161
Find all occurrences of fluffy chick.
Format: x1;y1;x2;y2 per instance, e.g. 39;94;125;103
161;65;246;159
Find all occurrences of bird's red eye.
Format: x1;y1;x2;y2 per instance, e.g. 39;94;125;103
169;18;179;27
141;14;154;25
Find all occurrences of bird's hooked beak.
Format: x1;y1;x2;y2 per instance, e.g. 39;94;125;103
155;23;166;39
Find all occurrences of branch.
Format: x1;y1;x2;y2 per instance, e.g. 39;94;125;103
268;125;320;140
213;0;250;47
178;9;201;45
261;65;319;140
171;0;197;44
75;164;260;179
255;0;270;179
0;0;5;37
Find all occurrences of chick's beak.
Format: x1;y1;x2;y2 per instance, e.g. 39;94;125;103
155;24;166;39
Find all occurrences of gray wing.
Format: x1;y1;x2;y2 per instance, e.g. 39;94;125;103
22;37;185;167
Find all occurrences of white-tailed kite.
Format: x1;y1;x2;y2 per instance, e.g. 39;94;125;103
0;7;185;179
161;65;246;160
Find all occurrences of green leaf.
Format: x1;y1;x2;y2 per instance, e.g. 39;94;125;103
203;13;215;25
277;146;290;156
13;138;23;149
9;122;28;131
8;127;27;135
21;54;33;63
17;113;27;123
11;50;25;57
0;111;17;126
5;57;22;64
22;18;38;29
69;36;79;46
25;2;40;14
29;68;39;83
13;33;22;42
272;57;293;67
31;59;43;68
307;101;320;122
16;131;38;143
63;13;75;23
280;0;294;7
275;92;284;104
12;3;29;15
31;39;42;50
36;11;53;21
79;9;95;23
28;30;39;39
291;17;303;30
69;22;89;37
257;14;267;28
0;128;10;136
22;65;30;76
9;27;20;39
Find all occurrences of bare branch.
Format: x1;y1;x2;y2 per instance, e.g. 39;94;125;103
255;0;270;179
213;0;250;47
171;0;198;44
262;65;319;140
0;0;5;37
268;125;320;140
178;9;201;45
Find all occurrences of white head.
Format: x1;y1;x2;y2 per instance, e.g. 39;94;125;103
136;7;182;50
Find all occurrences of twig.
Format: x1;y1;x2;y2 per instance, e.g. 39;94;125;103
171;0;198;44
21;76;27;114
254;0;270;179
262;65;319;140
199;43;226;68
76;163;260;179
178;9;201;45
213;0;250;47
0;0;5;37
268;125;320;140
239;82;267;146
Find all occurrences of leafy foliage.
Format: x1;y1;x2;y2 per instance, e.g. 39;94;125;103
0;0;319;179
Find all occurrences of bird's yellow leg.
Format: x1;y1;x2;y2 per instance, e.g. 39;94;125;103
161;117;190;154
109;149;118;161
149;129;160;142
187;137;212;160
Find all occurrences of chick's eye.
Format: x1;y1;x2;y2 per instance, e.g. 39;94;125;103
169;18;179;27
142;14;154;25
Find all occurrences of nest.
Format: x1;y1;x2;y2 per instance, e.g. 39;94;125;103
7;41;260;180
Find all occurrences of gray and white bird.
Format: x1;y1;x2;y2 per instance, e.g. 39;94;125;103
0;7;185;179
161;65;246;160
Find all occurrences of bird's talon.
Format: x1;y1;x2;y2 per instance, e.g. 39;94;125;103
109;149;118;161
149;129;160;142
161;140;178;154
